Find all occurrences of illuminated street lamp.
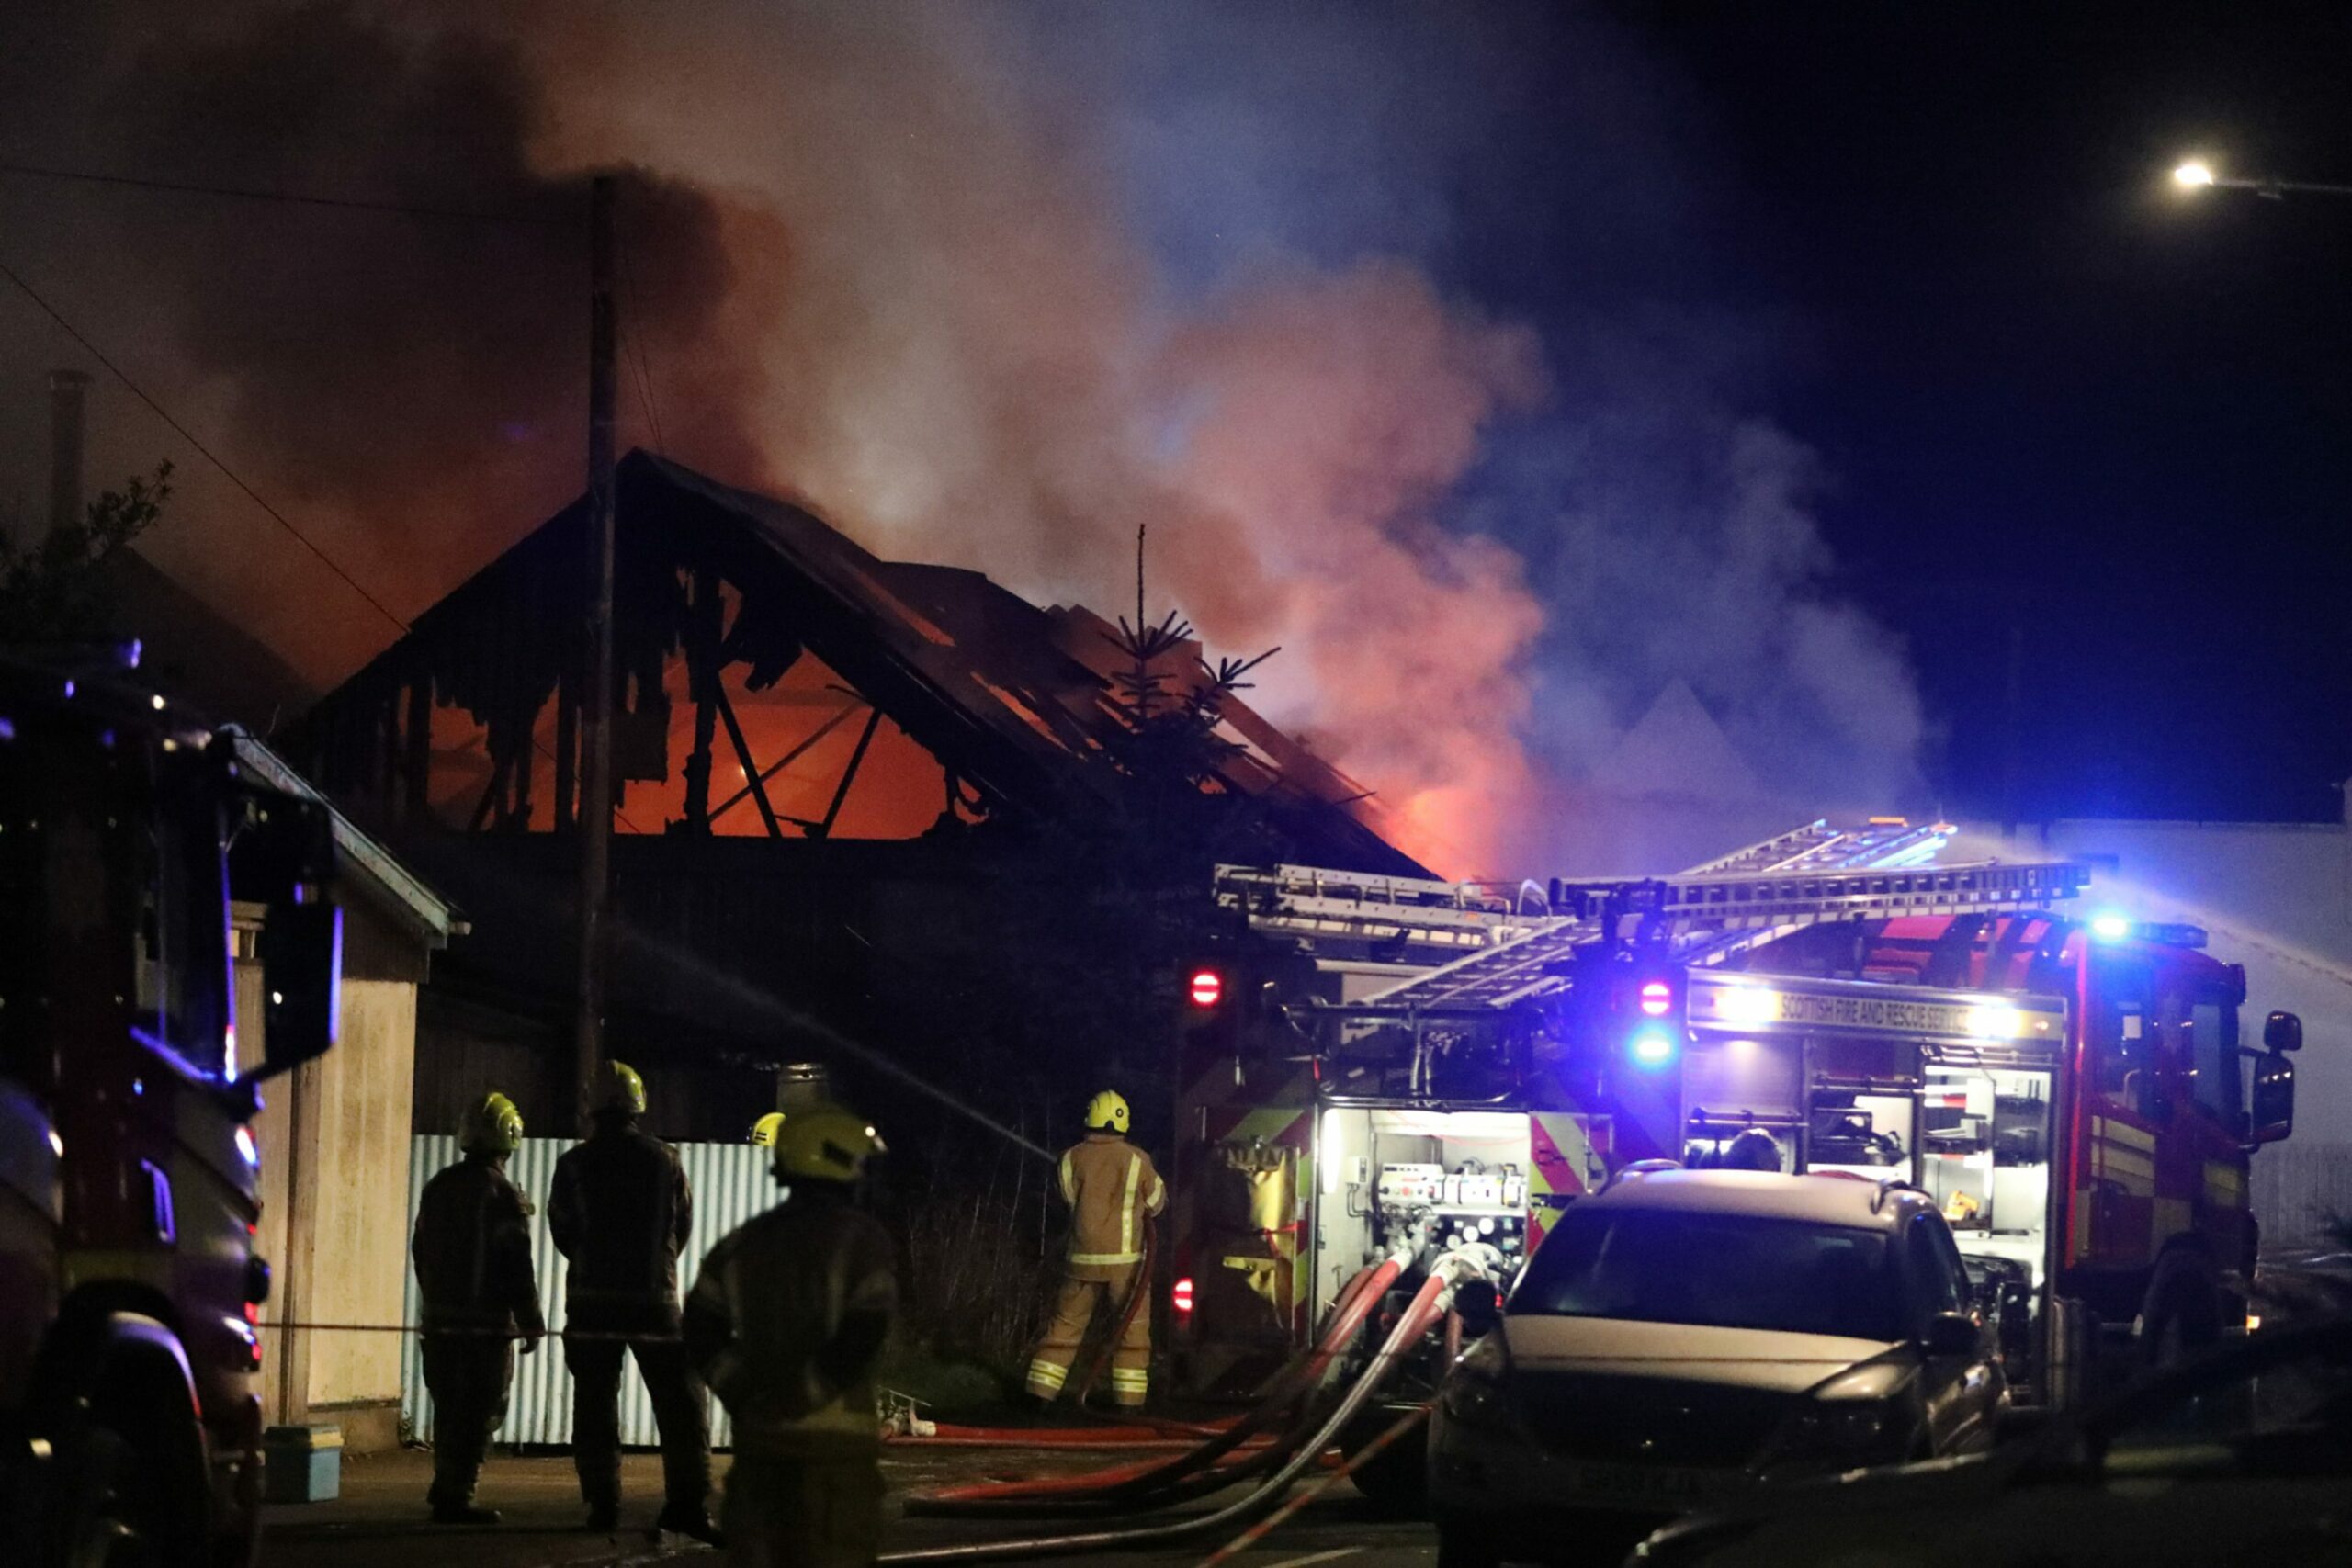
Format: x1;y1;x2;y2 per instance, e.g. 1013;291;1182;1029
2171;156;2352;201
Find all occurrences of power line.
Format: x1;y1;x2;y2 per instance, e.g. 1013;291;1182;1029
1;236;656;837
615;229;666;451
0;157;566;225
0;253;413;634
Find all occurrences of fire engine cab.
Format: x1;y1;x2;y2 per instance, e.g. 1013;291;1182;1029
1168;820;2301;1462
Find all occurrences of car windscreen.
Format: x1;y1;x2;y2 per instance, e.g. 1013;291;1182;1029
1510;1206;1905;1342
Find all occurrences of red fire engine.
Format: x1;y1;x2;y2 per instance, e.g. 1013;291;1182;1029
1168;820;2300;1452
1;649;344;1567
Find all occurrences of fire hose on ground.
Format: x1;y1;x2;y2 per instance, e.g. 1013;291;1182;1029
876;1247;1486;1564
904;1238;1408;1514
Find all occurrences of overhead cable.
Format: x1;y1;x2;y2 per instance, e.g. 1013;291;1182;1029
0;157;566;225
0;253;413;634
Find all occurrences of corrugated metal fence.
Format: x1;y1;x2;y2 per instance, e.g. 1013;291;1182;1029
401;1136;775;1448
2253;1142;2352;1251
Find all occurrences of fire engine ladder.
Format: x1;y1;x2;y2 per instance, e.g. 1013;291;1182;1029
1354;821;2088;1012
1679;818;1952;876
1211;863;1552;954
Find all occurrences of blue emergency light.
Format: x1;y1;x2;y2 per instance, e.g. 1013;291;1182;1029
1629;1025;1679;1069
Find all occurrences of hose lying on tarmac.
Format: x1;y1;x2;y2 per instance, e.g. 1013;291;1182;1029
876;1251;1480;1564
904;1247;1403;1515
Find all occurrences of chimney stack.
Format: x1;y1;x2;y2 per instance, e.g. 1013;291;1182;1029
49;368;91;539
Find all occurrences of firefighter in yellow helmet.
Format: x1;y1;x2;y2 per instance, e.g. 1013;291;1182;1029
687;1103;895;1568
548;1061;716;1540
750;1111;786;1148
1024;1089;1166;1408
412;1092;543;1523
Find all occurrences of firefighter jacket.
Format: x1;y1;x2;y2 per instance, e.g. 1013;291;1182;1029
548;1120;694;1336
413;1153;546;1338
1057;1133;1167;1282
684;1186;896;1460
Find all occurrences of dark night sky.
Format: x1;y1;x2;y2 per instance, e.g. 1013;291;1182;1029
1458;3;2352;824
5;2;2347;831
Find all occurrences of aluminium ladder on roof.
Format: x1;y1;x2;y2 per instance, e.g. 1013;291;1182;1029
1354;827;2088;1013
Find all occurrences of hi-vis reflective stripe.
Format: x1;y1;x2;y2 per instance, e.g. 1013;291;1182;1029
1109;1369;1148;1390
1070;1251;1143;1266
1059;1152;1076;1203
1026;1359;1069;1389
1120;1152;1141;1257
2093;1116;2156;1155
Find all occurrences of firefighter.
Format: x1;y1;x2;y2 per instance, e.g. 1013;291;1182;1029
547;1061;718;1541
685;1102;894;1568
1024;1089;1166;1408
412;1091;544;1524
1721;1127;1785;1172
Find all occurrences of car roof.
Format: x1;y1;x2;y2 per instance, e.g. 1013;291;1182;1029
1581;1168;1929;1229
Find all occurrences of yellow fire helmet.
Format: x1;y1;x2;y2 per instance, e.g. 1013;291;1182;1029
1083;1089;1130;1134
458;1091;524;1155
594;1059;647;1116
773;1102;887;1184
750;1111;786;1148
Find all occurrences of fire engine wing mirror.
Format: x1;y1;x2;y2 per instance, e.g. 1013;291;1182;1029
2246;1051;2295;1146
255;899;342;1079
2262;1010;2302;1054
1454;1279;1502;1339
232;792;344;1081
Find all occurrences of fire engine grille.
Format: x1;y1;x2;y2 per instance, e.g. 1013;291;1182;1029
1508;1374;1794;1467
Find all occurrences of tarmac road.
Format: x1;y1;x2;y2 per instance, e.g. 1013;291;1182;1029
260;1446;1442;1568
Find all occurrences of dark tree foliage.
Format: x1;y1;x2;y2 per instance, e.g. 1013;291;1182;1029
0;462;174;641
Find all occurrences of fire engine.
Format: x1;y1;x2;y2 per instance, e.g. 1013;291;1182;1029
1;649;343;1567
1166;819;2301;1483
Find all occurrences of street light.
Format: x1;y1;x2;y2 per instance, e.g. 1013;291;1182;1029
2170;156;2352;201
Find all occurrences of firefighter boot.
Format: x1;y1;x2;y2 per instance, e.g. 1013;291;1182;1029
651;1506;726;1547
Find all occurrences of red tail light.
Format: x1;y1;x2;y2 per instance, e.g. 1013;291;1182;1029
1172;1277;1194;1315
1188;970;1224;1008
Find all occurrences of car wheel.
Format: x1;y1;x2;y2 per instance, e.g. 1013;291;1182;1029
1344;1426;1429;1516
1436;1517;1502;1568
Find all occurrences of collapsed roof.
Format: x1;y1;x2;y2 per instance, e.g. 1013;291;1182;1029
292;451;1428;878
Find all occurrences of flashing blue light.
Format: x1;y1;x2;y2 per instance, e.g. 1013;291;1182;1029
2091;912;2132;942
1630;1026;1679;1068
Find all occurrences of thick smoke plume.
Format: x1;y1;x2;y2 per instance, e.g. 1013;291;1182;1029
9;0;1925;874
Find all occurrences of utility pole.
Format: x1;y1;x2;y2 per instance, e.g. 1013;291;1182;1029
574;174;617;1129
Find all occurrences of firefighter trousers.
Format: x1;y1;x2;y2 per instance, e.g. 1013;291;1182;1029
421;1334;514;1509
564;1334;712;1517
722;1452;884;1568
1024;1264;1150;1406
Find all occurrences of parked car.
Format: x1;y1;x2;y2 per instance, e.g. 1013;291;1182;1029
1428;1168;2003;1568
1629;1313;2352;1566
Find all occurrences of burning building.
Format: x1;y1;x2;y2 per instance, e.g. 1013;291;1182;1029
289;452;1429;1140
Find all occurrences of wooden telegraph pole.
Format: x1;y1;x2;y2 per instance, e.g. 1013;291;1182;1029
575;174;618;1128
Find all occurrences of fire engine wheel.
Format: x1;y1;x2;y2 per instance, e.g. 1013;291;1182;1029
62;1426;164;1568
43;1316;210;1568
2141;1256;2222;1368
